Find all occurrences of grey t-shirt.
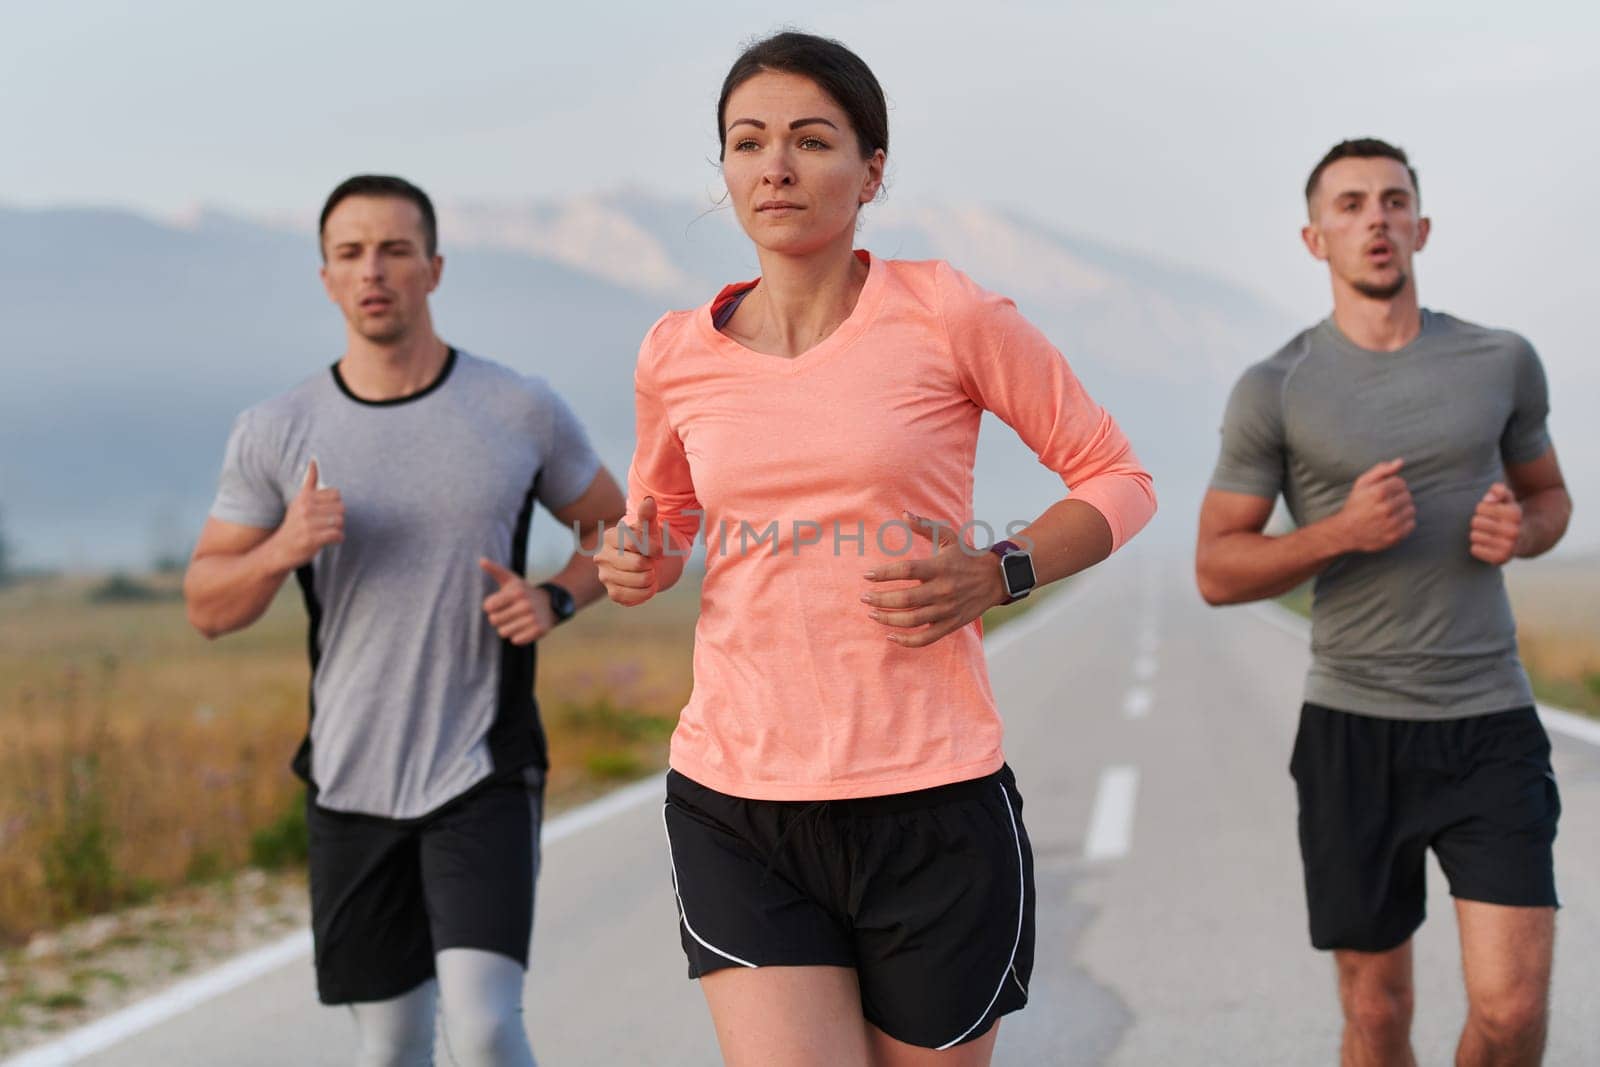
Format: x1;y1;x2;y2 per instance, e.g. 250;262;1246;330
1211;311;1551;720
211;350;601;818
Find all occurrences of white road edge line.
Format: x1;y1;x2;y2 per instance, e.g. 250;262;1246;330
1538;704;1600;748
0;934;313;1067
1;773;666;1067
1084;765;1140;862
1246;600;1600;749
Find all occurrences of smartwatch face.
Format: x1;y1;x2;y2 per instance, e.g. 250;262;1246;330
544;584;576;621
1001;551;1036;595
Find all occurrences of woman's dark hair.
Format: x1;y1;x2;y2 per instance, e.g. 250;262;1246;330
717;32;888;160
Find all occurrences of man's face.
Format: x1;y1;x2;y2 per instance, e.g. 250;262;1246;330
319;196;442;344
1302;156;1429;301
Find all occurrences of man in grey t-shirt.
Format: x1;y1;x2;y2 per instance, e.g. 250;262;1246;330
184;175;625;1066
1196;140;1572;1066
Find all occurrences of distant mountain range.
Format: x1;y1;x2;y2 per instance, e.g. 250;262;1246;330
1;193;1300;569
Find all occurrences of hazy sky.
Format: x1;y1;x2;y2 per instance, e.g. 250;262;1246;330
4;0;1595;1021
4;2;1597;394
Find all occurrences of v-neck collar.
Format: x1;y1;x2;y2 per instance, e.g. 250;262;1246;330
695;250;886;375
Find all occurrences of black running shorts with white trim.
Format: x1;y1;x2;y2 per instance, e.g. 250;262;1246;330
306;766;544;1004
1290;703;1560;952
662;764;1035;1050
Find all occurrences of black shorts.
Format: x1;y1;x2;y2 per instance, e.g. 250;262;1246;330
662;765;1035;1050
306;766;544;1004
1290;703;1560;953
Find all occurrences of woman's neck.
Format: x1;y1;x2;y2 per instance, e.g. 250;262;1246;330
733;233;867;359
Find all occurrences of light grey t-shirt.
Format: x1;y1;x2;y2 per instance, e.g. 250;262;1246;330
1211;311;1551;720
211;350;601;818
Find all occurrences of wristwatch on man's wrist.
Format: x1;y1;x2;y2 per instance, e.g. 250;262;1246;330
988;540;1037;605
538;582;576;625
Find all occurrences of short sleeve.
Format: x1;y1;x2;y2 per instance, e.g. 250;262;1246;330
938;263;1156;552
1209;361;1287;500
626;321;703;552
533;382;603;512
209;410;288;529
1500;337;1552;465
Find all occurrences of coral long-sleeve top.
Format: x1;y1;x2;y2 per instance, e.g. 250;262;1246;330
628;253;1155;800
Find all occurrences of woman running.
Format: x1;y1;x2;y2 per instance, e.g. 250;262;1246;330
597;32;1156;1067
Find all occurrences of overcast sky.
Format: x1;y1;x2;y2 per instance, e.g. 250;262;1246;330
4;1;1596;403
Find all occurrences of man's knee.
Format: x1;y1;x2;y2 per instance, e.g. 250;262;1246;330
350;983;437;1067
355;1035;434;1067
441;1004;532;1066
1343;984;1414;1038
1468;988;1547;1047
1338;957;1414;1040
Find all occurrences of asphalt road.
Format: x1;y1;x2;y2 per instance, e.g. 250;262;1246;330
18;549;1600;1065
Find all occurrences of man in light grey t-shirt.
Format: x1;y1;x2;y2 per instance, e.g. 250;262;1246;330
184;175;625;1066
1196;140;1572;1067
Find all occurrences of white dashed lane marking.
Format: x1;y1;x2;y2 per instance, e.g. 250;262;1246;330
1084;765;1140;862
1123;687;1152;720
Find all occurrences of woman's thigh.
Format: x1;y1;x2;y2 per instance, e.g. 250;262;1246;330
867;1021;1000;1067
700;964;872;1067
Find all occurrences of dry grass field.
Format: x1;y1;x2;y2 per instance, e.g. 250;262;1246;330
1506;556;1600;716
0;571;699;950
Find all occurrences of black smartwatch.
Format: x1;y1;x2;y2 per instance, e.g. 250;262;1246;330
988;540;1037;604
538;582;576;625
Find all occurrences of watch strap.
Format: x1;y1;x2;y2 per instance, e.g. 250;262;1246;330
538;582;576;624
988;540;1034;605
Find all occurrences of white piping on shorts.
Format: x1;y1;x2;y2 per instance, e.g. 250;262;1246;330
660;802;758;969
935;783;1027;1051
1009;963;1029;1001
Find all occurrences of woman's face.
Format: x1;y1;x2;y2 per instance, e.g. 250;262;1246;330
720;70;885;258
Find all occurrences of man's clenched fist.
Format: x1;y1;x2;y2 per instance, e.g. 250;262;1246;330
273;458;344;570
1337;458;1416;554
1469;483;1522;566
478;559;556;646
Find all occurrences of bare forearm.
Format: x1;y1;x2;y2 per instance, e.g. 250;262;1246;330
184;541;293;638
1516;487;1571;559
1197;516;1349;606
1011;498;1115;591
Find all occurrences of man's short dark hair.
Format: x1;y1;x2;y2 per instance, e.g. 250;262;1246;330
318;175;437;258
1305;139;1420;209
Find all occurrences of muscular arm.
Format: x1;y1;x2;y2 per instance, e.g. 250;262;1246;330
1508;447;1571;559
1196;456;1443;605
184;461;343;639
182;519;298;639
1194;491;1354;606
